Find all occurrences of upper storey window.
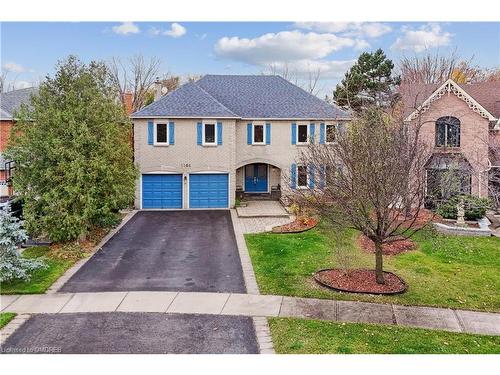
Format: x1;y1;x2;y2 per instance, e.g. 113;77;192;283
435;116;460;147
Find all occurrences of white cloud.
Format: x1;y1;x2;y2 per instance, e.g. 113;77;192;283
294;22;392;38
354;39;370;50
391;23;453;52
148;27;161;36
271;59;356;79
112;22;140;35
2;61;26;73
214;30;359;65
13;80;32;90
163;23;186;38
149;23;187;38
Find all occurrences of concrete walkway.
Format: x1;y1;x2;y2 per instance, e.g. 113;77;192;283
236;201;289;218
2;291;499;336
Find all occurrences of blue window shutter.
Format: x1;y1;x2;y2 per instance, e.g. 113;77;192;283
169;121;175;145
265;123;271;145
147;121;154;145
197;122;202;145
319;123;325;144
309;164;315;189
310;123;315;144
319;165;326;189
290;163;297;189
247;123;252;145
217;121;223;145
291;123;297;145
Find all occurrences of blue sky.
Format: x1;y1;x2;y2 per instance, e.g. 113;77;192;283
1;22;499;96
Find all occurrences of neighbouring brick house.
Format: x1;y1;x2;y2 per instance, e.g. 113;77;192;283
0;87;38;198
401;78;500;202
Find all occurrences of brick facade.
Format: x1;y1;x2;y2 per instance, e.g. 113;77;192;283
410;91;491;197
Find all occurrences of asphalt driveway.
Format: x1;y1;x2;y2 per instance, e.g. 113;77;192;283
60;210;246;293
1;313;259;354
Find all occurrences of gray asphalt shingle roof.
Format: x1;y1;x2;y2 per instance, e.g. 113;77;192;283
132;75;348;119
132;81;238;118
0;87;38;120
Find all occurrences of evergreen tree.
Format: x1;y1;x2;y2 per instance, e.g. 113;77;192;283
0;207;46;282
334;48;400;111
5;56;137;242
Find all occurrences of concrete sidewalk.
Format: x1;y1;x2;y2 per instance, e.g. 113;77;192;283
2;291;499;336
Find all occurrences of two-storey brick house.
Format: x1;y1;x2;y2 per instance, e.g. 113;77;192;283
131;75;349;209
0;87;38;198
401;78;500;202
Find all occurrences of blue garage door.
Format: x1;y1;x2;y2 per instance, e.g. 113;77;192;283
189;173;229;208
142;174;183;209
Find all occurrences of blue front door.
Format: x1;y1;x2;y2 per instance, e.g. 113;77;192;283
245;164;268;192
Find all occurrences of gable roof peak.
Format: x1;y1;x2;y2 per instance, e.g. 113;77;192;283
404;78;497;122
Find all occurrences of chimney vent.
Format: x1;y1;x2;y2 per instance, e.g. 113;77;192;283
154;77;162;101
122;92;133;116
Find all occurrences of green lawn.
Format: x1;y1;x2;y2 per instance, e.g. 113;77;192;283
0;246;74;294
1;224;115;295
0;313;17;329
269;318;500;354
245;224;500;311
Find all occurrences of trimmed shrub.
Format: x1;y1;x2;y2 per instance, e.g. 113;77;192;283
436;194;491;220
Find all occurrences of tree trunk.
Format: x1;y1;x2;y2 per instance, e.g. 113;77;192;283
374;241;385;284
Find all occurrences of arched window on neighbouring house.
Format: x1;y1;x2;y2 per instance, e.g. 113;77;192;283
435;116;461;147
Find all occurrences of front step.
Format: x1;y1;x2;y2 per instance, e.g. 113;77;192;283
236;201;290;218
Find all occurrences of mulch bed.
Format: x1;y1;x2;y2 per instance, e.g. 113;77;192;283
272;217;318;233
314;268;407;295
357;235;416;256
394;208;444;229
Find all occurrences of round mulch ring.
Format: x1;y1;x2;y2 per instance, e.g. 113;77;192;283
314;268;407;295
272;218;318;233
358;235;416;256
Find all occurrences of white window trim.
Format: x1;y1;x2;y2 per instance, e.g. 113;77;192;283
252;123;266;145
296;164;309;189
154;121;169;146
296;123;310;145
202;121;217;146
325;123;336;144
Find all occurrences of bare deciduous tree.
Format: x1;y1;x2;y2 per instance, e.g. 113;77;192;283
488;135;500;209
399;49;483;84
262;63;323;96
0;71;7;93
291;106;431;284
108;55;162;112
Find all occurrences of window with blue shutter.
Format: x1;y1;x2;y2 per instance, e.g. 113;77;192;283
291;123;297;145
309;164;315;189
265;123;271;145
290;163;297;189
247;123;252;145
169;121;175;145
310;123;315;144
147;121;154;145
319;123;325;144
217;122;223;145
197;122;202;145
319;165;326;189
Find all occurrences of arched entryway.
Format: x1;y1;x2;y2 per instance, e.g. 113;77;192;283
236;161;282;200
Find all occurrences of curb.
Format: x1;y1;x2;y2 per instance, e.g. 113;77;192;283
0;313;31;347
